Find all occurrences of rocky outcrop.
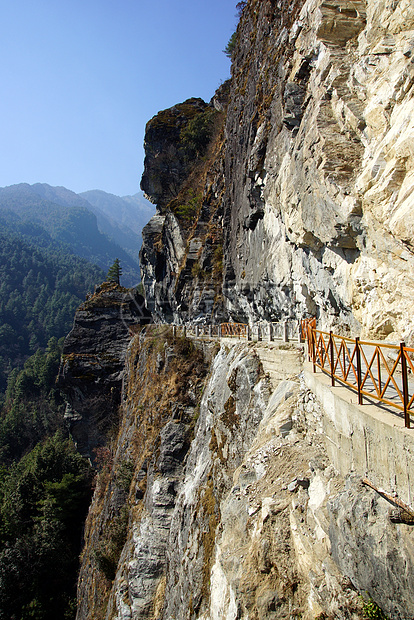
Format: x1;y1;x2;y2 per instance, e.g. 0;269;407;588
75;327;211;619
139;85;229;324
141;98;209;210
58;282;150;457
77;333;279;620
139;0;414;343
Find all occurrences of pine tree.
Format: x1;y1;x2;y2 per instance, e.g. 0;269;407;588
107;258;122;285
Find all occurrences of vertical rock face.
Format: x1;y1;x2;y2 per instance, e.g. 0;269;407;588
222;0;366;328
139;85;230;325
222;0;414;340
76;329;414;620
58;282;150;457
77;333;273;619
328;477;414;619
139;0;414;343
141;98;209;210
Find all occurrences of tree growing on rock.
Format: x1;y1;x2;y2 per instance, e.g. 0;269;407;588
107;258;122;285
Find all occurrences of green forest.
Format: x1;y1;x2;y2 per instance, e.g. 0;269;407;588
0;222;107;618
0;226;104;394
0;340;93;620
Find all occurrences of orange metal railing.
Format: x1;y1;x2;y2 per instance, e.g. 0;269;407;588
301;317;316;342
301;319;414;428
220;322;248;338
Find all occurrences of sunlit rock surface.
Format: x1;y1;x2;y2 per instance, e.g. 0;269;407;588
140;0;414;343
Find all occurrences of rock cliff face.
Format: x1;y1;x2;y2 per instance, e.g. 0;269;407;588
140;0;414;343
75;328;414;620
140;86;229;323
58;282;150;457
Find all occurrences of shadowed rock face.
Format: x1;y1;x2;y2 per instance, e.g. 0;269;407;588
139;0;414;344
139;85;230;325
140;97;209;210
58;282;151;458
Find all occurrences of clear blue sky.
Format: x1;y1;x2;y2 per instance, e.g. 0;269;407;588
0;0;238;196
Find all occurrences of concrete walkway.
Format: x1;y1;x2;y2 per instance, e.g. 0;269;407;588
198;336;304;390
189;327;413;423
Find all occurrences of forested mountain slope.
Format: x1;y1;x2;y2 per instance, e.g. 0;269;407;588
0;183;143;286
0;338;93;620
0;227;104;393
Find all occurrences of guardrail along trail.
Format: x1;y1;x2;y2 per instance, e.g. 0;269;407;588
133;319;414;427
302;320;414;428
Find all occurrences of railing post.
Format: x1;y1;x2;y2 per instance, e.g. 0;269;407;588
195;326;199;338
311;328;316;373
209;325;212;338
283;321;288;343
220;324;223;338
172;325;176;339
356;337;363;405
269;323;273;342
183;326;187;338
247;325;251;341
329;331;335;387
377;349;381;395
297;320;301;343
401;342;410;429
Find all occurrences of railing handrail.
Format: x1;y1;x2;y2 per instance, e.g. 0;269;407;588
160;320;301;342
301;319;413;428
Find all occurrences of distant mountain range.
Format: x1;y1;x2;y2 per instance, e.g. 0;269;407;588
0;183;155;287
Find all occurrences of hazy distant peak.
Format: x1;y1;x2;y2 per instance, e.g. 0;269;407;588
29;183;94;210
80;189;155;234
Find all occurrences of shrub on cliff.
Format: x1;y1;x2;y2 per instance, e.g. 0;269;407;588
180;107;218;161
223;31;237;59
223;2;246;60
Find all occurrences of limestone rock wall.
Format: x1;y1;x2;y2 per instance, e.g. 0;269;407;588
222;0;414;341
140;0;414;343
